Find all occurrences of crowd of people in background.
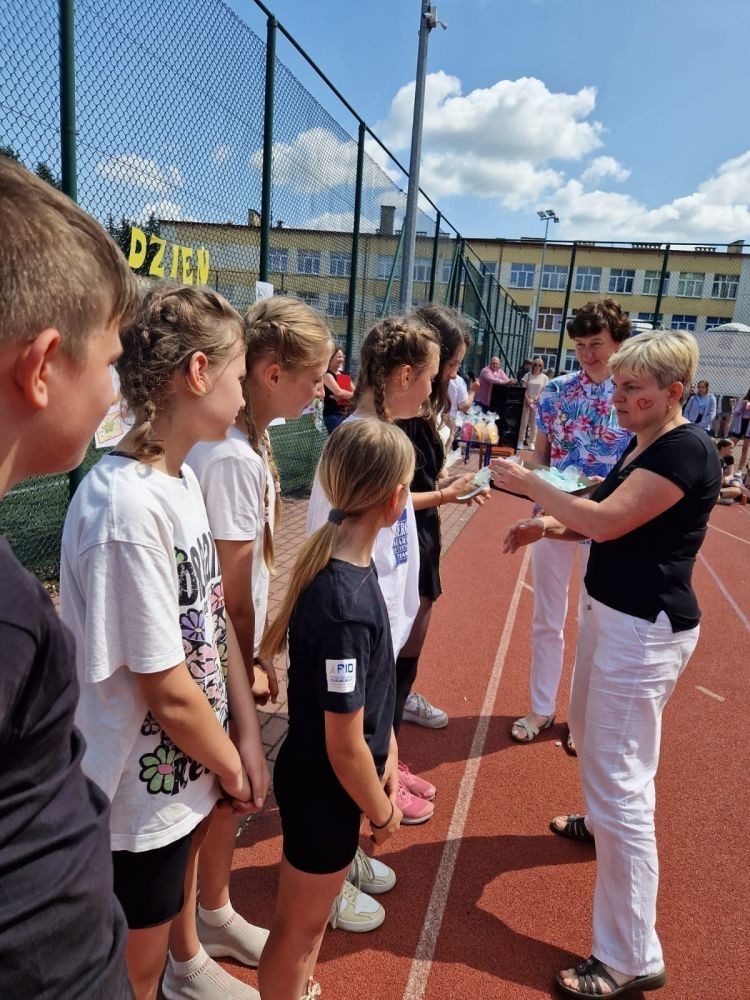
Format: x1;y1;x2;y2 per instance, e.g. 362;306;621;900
0;155;741;1000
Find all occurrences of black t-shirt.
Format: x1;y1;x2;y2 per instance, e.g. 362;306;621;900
284;559;395;779
397;416;444;541
584;424;722;631
0;540;130;998
323;378;340;417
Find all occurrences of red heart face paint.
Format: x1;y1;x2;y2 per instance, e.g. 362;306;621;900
636;398;655;411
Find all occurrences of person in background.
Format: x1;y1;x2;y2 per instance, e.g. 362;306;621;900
683;378;716;430
0;154;137;1000
494;329;721;999
518;357;549;450
322;346;354;435
713;393;736;436
715;437;750;504
516;358;533;382
510;299;632;750
474;355;514;411
447;370;479;442
729;388;750;472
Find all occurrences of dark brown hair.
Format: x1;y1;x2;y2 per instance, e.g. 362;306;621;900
412;304;472;418
0;155;139;358
567;297;631;343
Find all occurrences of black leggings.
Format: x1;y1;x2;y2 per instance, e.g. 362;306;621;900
393;596;434;735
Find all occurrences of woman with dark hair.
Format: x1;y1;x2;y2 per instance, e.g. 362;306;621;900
322;346;354;435
393;306;489;788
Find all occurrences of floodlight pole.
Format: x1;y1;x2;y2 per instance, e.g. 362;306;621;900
399;3;445;311
529;209;558;356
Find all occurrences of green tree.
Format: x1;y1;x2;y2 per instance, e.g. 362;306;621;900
105;213;162;275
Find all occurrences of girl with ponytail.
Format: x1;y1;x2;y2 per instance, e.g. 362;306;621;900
186;294;332;974
258;419;414;1000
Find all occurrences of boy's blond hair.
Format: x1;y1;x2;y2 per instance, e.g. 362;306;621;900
0;155;139;359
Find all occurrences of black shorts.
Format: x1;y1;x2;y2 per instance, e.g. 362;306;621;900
112;828;194;929
274;741;360;875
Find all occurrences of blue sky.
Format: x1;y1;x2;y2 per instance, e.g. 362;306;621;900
227;0;750;243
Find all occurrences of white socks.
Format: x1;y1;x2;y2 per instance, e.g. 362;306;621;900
197;900;234;927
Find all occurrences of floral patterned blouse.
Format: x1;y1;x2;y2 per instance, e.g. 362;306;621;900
536;369;632;477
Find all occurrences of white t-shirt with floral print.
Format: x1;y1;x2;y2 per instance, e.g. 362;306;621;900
60;455;227;852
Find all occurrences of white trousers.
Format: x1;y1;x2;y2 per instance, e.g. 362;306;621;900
519;404;537;447
529;537;590;717
568;595;699;976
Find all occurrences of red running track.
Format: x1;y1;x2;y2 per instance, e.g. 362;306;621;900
227;493;749;999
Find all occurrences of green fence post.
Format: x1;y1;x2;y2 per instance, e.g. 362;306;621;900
345;120;365;369
428;211;441;302
555;242;577;371
259;15;277;283
444;239;458;305
381;226;405;316
60;0;84;497
653;244;670;328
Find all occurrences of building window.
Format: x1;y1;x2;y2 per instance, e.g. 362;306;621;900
327;293;349;318
541;264;568;290
440;258;453;283
510;263;536;288
575;266;602;292
268;248;288;273
608;268;635;294
642;269;669;295
378;254;400;280
676;272;704;297
413;257;431;283
329;252;351;278
705;315;728;330
295;291;319;309
297;250;321;275
711;273;738;299
536;306;563;332
670;314;697;331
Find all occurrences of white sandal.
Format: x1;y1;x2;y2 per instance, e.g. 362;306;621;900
510;714;555;743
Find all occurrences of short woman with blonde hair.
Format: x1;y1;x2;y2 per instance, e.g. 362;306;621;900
492;330;722;998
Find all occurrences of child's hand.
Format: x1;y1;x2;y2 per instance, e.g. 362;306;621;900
442;472;490;507
219;766;252;808
238;737;271;811
369;801;403;847
252;656;279;705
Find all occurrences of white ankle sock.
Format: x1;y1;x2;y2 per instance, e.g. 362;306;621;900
198;900;234;926
169;945;208;977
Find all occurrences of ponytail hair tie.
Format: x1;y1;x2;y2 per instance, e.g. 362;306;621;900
328;508;346;525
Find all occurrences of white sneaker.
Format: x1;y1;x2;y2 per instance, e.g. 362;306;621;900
403;691;449;729
197;908;268;967
328;879;385;932
162;948;259;999
347;846;396;894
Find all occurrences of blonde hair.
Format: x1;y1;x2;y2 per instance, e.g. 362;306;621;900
0;155;139;359
242;296;333;571
117;284;244;461
261;418;415;659
608;330;699;404
350;316;439;421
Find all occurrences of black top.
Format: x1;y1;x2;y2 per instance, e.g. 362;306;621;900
397;416;444;596
0;539;129;999
585;424;722;631
285;559;395;778
323;376;341;416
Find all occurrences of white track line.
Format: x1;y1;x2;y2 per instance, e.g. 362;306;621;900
698;552;750;633
403;548;531;1000
708;523;750;546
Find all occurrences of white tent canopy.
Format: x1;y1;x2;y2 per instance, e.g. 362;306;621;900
694;323;750;395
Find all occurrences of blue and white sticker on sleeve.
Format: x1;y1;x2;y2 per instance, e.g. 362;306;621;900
326;658;357;694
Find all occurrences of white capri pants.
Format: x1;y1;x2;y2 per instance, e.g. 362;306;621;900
568;595;699;976
529;537;590;718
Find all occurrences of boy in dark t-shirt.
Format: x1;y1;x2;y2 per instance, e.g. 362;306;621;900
0;156;139;997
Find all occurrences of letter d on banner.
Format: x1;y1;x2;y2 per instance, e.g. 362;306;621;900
128;226;147;269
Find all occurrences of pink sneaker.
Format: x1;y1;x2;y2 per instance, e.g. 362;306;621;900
398;761;436;801
396;778;434;824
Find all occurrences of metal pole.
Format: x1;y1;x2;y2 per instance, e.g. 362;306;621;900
381;226;406;316
399;2;443;311
555;242;577;371
259;15;276;283
345;121;365;370
652;244;670;328
428;210;441;302
60;0;84;496
529;216;550;348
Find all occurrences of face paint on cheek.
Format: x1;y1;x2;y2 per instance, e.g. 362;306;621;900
636;398;655;411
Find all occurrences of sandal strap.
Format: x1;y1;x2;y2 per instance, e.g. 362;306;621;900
573;957;619;995
512;716;539;739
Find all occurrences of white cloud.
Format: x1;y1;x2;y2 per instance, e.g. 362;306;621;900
212;144;231;167
139;199;184;223
581;156;630;185
96;154;183;193
251;128;392;194
300;211;379;234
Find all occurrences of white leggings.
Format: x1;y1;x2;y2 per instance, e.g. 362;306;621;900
568;595;699;976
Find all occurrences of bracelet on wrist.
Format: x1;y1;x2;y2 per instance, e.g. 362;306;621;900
370;800;394;830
